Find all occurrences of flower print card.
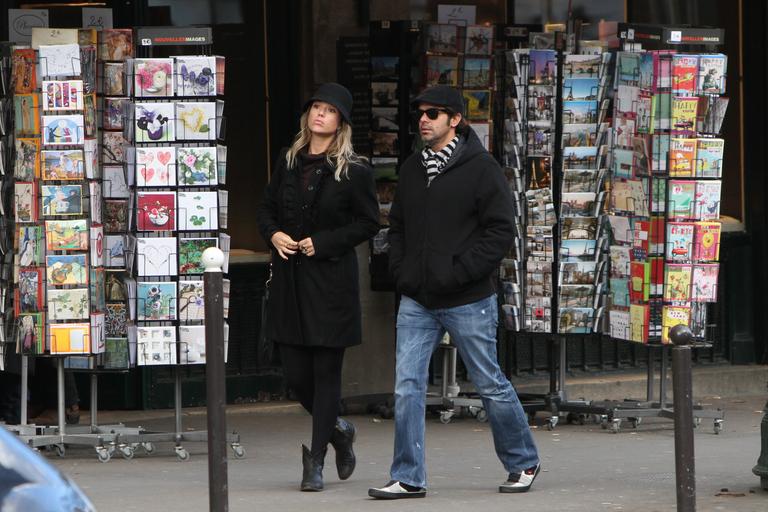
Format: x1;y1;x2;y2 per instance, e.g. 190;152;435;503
136;236;178;277
136;146;176;186
90;225;104;267
47;288;90;321
50;323;91;354
178;191;218;231
178;280;205;321
137;326;177;366
14;182;37;223
38;44;81;78
174;56;217;96
46;253;88;286
103;165;130;198
175;101;216;140
41;184;83;216
135;102;175;142
134;58;174;97
42;114;85;146
179;238;218;275
137;281;177;321
42;80;83;111
41;150;85;180
137;191;176;231
45;219;88;251
177;147;215;186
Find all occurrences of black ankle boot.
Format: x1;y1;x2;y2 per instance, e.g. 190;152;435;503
330;417;356;480
301;444;325;491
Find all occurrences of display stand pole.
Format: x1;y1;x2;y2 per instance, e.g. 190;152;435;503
90;374;98;429
203;247;229;512
57;358;66;435
21;355;28;425
175;366;183;436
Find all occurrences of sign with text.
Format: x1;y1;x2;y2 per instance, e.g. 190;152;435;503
9;9;49;43
82;8;114;30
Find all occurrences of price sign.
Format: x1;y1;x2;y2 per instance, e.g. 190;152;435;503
82;8;113;30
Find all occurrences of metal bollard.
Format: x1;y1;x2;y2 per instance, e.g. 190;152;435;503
669;324;696;512
202;247;229;512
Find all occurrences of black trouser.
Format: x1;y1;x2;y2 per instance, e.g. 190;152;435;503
279;344;345;456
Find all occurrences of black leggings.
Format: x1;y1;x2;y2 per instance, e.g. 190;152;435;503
279;344;345;456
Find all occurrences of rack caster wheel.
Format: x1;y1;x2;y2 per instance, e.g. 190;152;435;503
231;443;246;459
713;419;724;435
54;444;66;457
546;415;558;431
142;442;155;454
96;447;111;463
439;411;454;424
611;418;622;433
175;446;190;461
119;444;134;460
629;417;641;429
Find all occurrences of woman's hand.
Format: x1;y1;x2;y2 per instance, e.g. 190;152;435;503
298;237;315;257
271;231;299;260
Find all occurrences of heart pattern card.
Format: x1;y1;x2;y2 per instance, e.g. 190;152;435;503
46;254;88;286
45;219;88;251
178;280;205;321
177;147;216;186
175;101;216;141
49;322;91;354
137;191;176;231
177;191;217;231
137;326;177;366
137;281;177;321
136;146;176;186
136;236;178;276
47;288;90;321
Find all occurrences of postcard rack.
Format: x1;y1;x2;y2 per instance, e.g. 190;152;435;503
588;24;728;432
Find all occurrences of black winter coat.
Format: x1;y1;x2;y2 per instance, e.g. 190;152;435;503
256;150;379;347
388;128;515;309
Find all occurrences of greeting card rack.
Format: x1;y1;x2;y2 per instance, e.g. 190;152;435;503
587;24;727;433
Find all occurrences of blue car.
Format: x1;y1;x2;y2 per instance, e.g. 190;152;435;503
0;426;95;511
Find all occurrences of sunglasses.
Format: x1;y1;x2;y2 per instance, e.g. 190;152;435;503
411;107;450;120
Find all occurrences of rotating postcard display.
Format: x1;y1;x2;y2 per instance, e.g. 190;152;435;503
123;48;230;367
500;41;613;333
606;49;728;344
10;30;104;360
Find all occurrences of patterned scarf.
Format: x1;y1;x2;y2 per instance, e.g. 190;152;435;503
421;136;459;186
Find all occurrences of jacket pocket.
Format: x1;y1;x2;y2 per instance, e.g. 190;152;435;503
425;252;460;294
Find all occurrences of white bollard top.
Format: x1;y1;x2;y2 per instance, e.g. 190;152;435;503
201;247;225;272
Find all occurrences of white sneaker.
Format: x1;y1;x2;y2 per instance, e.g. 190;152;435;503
368;480;427;499
499;464;540;493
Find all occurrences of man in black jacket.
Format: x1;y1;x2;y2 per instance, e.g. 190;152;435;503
369;86;540;499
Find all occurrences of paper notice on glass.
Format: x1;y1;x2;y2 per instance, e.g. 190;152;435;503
82;8;113;30
437;5;476;25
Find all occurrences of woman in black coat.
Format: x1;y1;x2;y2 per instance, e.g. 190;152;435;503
256;83;379;491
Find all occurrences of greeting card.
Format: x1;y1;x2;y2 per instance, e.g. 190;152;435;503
136;236;178;277
42;114;85;145
18;313;45;355
41;184;83;216
14;138;41;181
13;94;40;136
17;268;44;314
91;313;106;354
38;44;81;77
103;97;129;130
46;254;88;286
99;29;133;61
89;182;103;224
423;23;458;54
134;58;174;97
137;191;176;231
16;226;44;266
104;199;129;232
14;182;37;223
102;131;128;163
175;101;217;140
136;146;177;186
464;25;494;55
90;225;104;267
105;303;128;337
137;281;177;321
178;280;205;321
45;219;88;251
90;267;106;313
11;48;37;93
103;62;126;95
178;191;218;231
137;326;177;366
179;238;218;274
42;80;83;110
425;55;458;86
47;288;90;321
104;234;126;268
50;323;91;355
174;56;217;96
179;325;208;364
135;102;175;142
83;138;99;178
103;338;130;369
41;150;85;180
177;146;216;186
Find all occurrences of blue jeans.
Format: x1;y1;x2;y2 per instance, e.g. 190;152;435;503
390;294;539;489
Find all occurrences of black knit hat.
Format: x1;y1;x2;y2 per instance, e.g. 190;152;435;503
303;82;353;124
411;85;464;116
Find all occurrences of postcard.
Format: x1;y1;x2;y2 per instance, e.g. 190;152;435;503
16;226;44;266
465;25;494;55
563;101;598;125
89;182;102;224
11;48;37;93
371;82;398;106
90;225;103;267
18;313;45;355
529;49;556;85
14;139;40;181
13;93;40;136
90;313;106;354
134;58;174;97
178;280;205;321
137;191;176;231
45;219;88;251
372;132;398;156
136;146;177;186
371;56;398;81
105;303;128;337
559;261;598;285
104;199;129;233
562;146;598;169
103;62;125;95
463;90;491;120
48;288;90;321
423;23;458;53
42;79;83;110
14;182;36;223
179;238;218;274
372;107;398;131
426;55;458;86
41;184;83;216
42;114;85;145
38;43;81;78
102;131;128;163
177;147;216;186
41;150;84;180
102;165;130;198
561;217;599;240
80;45;97;93
135;102;175;142
175;101;217;140
103;337;130;369
137;326;177;366
103;97;129;130
561;192;597;217
564;78;599;101
137;281;177;321
90;267;106;313
99;29;133;61
178;325;207;364
178;191;218;231
46;254;88;286
559;307;594;334
17;268;44;314
104;234;126;268
136;236;178;276
50;323;91;354
564;54;601;79
175;55;217;96
463;57;491;88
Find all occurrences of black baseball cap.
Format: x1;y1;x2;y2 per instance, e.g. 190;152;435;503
303;82;353;124
410;85;464;115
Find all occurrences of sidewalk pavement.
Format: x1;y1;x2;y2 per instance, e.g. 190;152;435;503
44;390;768;512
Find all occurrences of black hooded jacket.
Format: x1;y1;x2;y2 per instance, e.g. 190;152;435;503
388;127;514;309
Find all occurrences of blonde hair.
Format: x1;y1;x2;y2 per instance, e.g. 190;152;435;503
285;111;367;181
